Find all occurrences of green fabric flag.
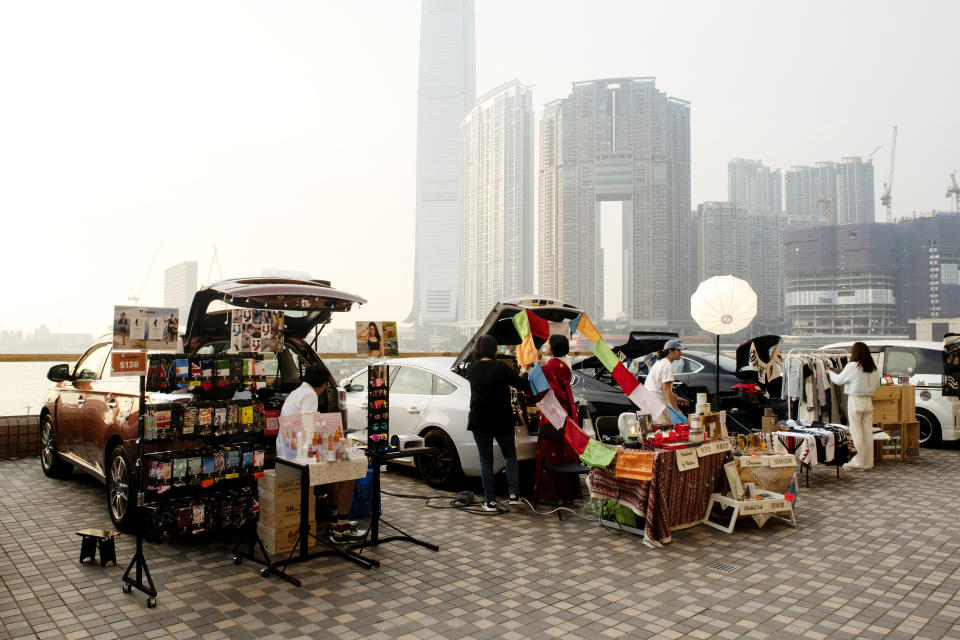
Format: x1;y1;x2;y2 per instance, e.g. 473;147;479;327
579;439;617;468
593;338;620;373
511;310;530;339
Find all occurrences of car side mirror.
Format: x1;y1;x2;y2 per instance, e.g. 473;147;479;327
47;363;72;382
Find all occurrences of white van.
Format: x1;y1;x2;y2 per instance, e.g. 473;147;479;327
820;340;959;445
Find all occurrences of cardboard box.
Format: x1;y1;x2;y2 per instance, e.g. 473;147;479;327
258;467;302;500
761;416;778;433
259;494;316;528
257;521;319;556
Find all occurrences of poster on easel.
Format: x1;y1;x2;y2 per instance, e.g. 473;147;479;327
113;305;179;352
356;321;399;357
230;309;284;353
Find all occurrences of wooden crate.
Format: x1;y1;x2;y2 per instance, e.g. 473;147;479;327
872;387;902;424
901;421;920;459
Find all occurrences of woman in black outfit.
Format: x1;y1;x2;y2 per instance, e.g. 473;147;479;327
466;334;531;511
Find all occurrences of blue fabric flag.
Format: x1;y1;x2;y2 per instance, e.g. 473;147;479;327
568;313;582;337
668;407;687;425
528;363;551;395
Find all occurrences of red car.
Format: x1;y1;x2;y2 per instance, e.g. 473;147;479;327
40;277;365;527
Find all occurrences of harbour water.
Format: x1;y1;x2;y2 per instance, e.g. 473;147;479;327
0;362;69;416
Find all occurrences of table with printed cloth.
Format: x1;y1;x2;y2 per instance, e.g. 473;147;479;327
587;445;731;548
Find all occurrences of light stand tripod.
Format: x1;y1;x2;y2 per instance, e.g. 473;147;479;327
121;373;157;607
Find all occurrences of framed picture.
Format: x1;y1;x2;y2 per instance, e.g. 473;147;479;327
725;461;745;500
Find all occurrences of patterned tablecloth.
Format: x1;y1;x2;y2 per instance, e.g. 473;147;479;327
588;446;730;548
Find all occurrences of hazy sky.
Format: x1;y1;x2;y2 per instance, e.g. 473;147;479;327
2;1;957;336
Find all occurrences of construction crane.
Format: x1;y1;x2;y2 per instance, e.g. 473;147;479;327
207;245;224;283
127;242;163;305
867;144;882;161
947;172;960;213
880;126;897;222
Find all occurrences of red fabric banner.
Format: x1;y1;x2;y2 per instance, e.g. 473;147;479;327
611;361;640;395
563;416;590;455
526;309;551;340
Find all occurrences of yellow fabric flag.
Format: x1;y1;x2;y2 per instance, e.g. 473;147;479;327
577;314;602;344
517;333;538;367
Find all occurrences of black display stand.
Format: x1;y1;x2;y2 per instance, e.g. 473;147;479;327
358;448;439;552
231;518;272;568
260;457;379;587
121;374;158;608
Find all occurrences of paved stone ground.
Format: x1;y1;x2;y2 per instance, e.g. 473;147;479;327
1;448;960;640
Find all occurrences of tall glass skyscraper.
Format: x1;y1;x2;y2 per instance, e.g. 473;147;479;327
459;81;534;324
408;0;475;324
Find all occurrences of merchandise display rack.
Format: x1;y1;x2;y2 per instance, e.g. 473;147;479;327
121;373;157;608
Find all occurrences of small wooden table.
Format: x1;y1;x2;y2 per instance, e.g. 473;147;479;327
76;529;119;566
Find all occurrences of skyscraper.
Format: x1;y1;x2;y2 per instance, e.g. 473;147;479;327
836;156;876;225
695;202;787;327
459;81;534;324
163;261;198;325
408;0;476;325
538;77;691;325
785;162;838;225
728;159;782;212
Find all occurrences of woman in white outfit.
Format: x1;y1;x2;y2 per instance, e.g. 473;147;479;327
828;342;881;470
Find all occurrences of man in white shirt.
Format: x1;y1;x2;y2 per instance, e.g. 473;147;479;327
643;339;688;424
281;363;365;544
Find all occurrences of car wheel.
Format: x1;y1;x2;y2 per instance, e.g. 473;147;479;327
916;409;941;446
107;445;135;529
40;416;73;479
417;428;463;489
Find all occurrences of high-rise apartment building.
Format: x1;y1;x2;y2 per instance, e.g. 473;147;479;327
163;262;198;325
836;156;876;225
785;162;838;225
728;159;782;212
408;0;476;324
459;81;534;324
695;202;786;327
538;77;691;325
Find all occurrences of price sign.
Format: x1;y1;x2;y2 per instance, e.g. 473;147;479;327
111;352;147;376
676;448;700;471
769;454;797;468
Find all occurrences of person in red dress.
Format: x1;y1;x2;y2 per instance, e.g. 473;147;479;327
533;334;581;501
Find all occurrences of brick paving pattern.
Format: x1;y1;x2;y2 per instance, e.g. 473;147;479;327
1;450;959;640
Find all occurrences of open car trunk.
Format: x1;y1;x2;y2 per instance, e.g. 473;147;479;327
183;277;366;351
944;333;960;396
573;331;679;375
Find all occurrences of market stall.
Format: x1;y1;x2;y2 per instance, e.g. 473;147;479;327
587;441;731;547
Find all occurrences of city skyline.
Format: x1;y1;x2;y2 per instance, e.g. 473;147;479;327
2;1;957;336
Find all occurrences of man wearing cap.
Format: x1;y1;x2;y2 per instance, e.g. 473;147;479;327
643;339;689;424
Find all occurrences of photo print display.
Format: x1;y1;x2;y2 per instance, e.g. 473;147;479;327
230;309;284;353
113;305;179;352
355;321;399;357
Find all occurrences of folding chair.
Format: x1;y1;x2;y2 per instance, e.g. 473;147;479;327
533;423;591;520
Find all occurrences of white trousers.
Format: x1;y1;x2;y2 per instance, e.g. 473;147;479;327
847;395;874;469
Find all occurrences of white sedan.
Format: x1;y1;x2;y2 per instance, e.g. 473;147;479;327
340;357;537;488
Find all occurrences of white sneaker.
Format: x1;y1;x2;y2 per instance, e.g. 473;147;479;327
508;494;521;505
481;501;498;512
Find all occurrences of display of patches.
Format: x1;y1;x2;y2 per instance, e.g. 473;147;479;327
201;358;213;391
230;309;284;352
174;359;189;388
241;451;253;471
213;451;225;475
214;407;227;433
216;359;230;387
172;458;187;486
189;357;202;388
182;406;197;436
187;457;202;479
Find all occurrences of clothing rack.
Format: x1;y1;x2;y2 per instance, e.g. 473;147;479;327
784;348;848;420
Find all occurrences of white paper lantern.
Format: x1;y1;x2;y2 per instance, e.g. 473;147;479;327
690;275;757;335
